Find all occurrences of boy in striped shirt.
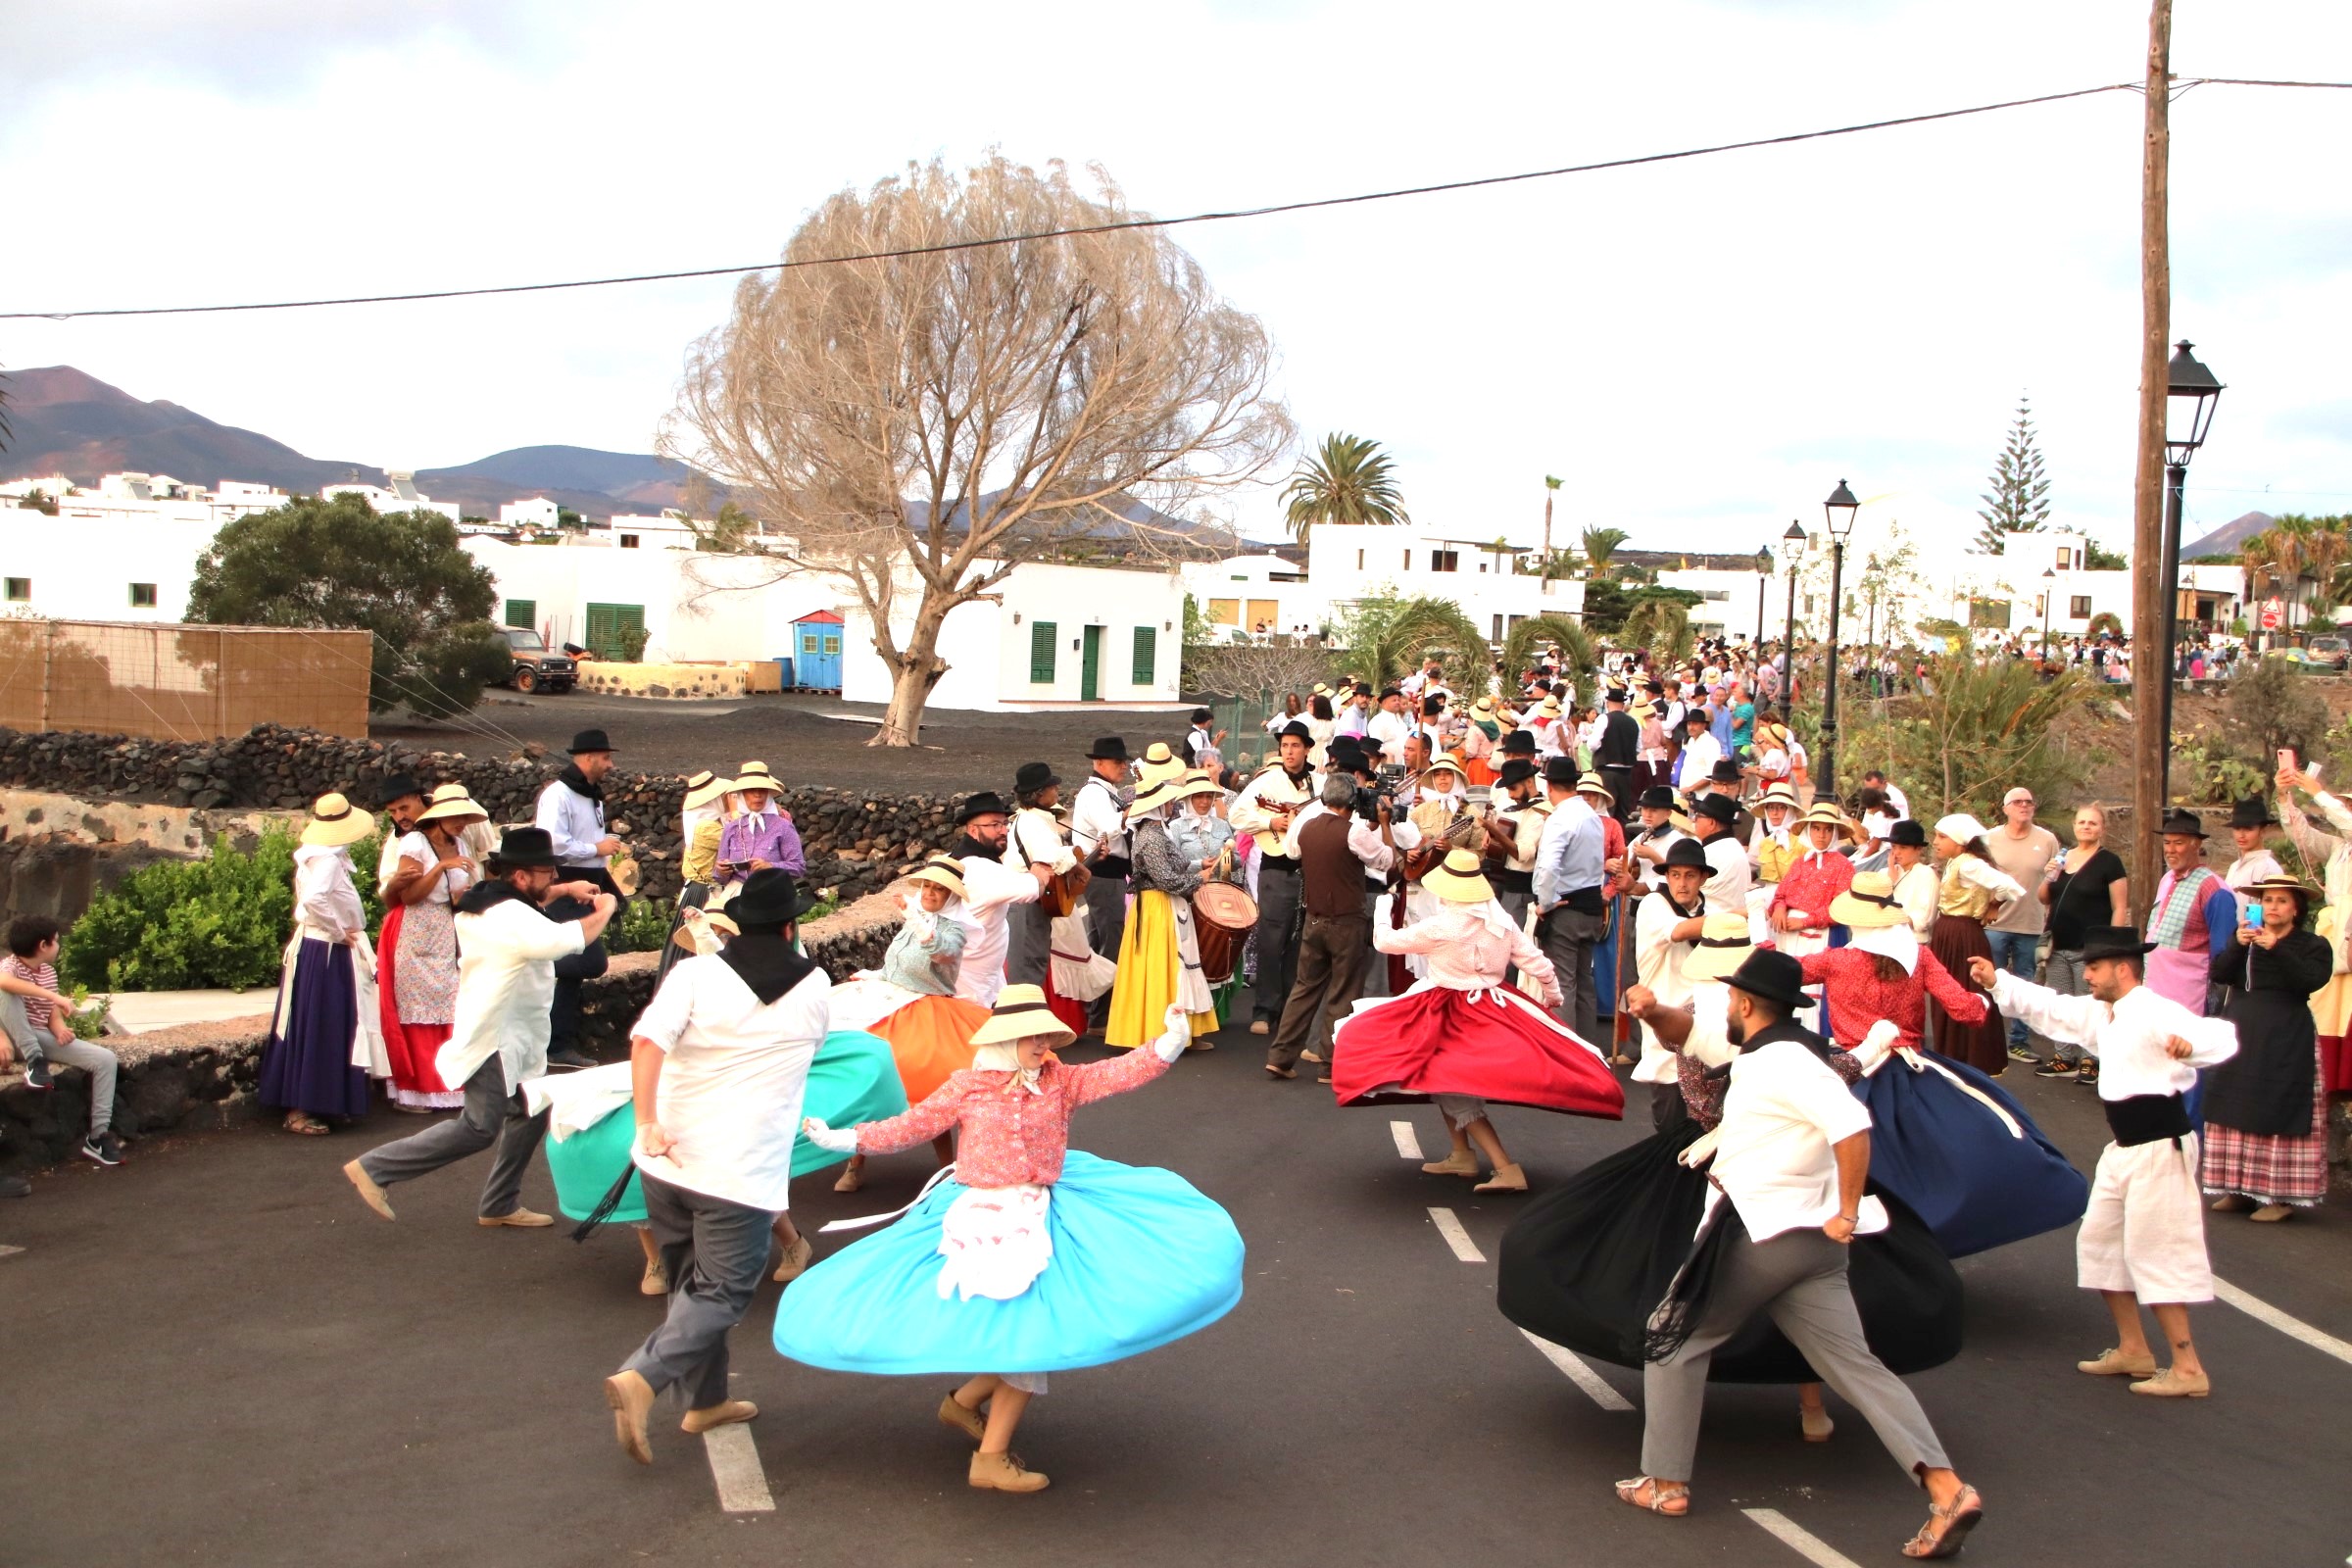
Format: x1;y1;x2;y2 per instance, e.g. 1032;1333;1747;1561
1;916;122;1165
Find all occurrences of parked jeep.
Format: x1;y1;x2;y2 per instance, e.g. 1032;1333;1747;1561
502;626;576;693
2305;634;2350;672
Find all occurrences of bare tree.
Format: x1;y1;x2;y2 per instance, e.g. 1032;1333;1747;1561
662;154;1294;745
1185;639;1333;704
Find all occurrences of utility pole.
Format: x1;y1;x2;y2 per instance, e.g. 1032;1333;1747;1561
2129;0;2172;928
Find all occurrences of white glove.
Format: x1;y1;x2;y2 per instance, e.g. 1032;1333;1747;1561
1677;1127;1722;1168
1152;1002;1193;1063
801;1116;859;1153
1853;1018;1902;1076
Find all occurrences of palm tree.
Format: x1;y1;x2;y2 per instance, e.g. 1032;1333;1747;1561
1330;594;1489;691
1621;598;1694;664
1281;433;1408;549
1499;614;1597;704
1541;475;1563;596
1580;525;1630;580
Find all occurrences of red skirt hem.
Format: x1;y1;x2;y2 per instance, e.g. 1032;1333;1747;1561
1332;984;1624;1120
378;904;456;1096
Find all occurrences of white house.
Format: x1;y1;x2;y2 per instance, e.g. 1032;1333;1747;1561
1177;553;1319;639
5;472;295;530
1301;523;1585;644
499;496;563;530
462;538;830;664
321;471;463;524
0;509;212;620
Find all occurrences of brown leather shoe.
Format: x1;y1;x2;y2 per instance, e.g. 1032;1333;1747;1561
479;1207;556;1228
939;1392;987;1443
969;1448;1050;1493
1264;1064;1297;1080
342;1159;395;1221
683;1398;759;1434
605;1371;655;1464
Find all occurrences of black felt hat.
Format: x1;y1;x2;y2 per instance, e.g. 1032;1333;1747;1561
1691;793;1738;826
731;866;810;927
2159;808;2208;840
956;791;1011;824
2229;795;2279;830
1708;760;1744;784
2079;925;2158;962
1722;949;1814;1012
1084;737;1132;761
1887;818;1928;849
1499;730;1539;757
485;826;560;871
567;729;616;756
374;772;422;808
1013;761;1060;795
1278;720;1313;743
1496;757;1539;789
1639;786;1678;809
1662;836;1710;871
1544;757;1579;787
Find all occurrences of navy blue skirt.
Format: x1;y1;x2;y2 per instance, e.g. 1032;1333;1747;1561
1855;1048;2088;1257
258;939;373;1119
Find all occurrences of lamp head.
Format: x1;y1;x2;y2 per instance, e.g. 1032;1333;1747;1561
1823;480;1860;541
1782;519;1808;565
2165;340;2223;467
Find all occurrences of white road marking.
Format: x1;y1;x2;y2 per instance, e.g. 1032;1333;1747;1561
1742;1508;1865;1568
1427;1206;1485;1262
1390;1120;1424;1160
1517;1328;1634;1411
702;1424;775;1512
2215;1275;2352;1366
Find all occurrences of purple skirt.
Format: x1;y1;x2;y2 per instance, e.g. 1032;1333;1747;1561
258;939;372;1118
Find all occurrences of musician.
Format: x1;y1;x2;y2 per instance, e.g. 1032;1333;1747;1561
1003;760;1076;988
1070;738;1136;1029
1266;774;1405;1083
1229;722;1320;1036
1625;786;1689;892
1596;687;1641;821
1482;757;1551;930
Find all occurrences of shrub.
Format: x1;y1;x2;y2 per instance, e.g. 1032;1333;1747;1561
1836;653;2100;820
611;896;674;955
2173;737;2267;806
2228;657;2330;766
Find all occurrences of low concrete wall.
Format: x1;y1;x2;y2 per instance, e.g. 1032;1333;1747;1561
574;662;752;700
0;892;903;1173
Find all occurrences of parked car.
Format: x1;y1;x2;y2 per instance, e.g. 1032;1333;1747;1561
502;626;576;693
2304;635;2349;671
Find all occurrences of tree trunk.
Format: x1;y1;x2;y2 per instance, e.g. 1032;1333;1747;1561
867;598;956;747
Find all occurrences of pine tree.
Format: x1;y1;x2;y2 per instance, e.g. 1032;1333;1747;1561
1974;397;2052;555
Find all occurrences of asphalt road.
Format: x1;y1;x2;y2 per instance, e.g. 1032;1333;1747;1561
11;997;2352;1568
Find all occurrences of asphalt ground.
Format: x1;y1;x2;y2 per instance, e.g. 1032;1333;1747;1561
11;995;2352;1568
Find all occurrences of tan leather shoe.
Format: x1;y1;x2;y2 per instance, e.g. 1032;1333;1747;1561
1800;1405;1835;1443
2210;1194;2255;1213
683;1398;759;1434
639;1260;669;1297
2129;1366;2211;1397
2077;1347;2157;1378
1299;1050;1325;1064
1420;1151;1479;1177
2249;1203;2296;1223
479;1207;556;1228
833;1165;862;1194
342;1159;394;1221
1474;1162;1530;1194
605;1371;655;1464
771;1235;814;1283
969;1448;1050;1493
1249;1019;1270;1036
939;1393;987;1443
1264;1064;1297;1081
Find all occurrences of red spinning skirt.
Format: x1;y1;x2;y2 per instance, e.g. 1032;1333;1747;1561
871;994;993;1103
1332;983;1625;1119
377;903;455;1097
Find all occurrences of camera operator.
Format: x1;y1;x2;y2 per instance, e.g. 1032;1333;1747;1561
1264;771;1411;1083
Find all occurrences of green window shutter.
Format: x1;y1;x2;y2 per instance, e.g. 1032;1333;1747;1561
1029;620;1057;683
504;598;536;629
1130;625;1156;685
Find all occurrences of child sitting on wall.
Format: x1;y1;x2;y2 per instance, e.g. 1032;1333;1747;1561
0;917;124;1166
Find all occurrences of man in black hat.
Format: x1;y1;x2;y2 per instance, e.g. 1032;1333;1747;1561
1619;952;1983;1550
2221;794;2284;928
537;730;625;1068
1534;755;1608;1039
1003;762;1070;988
1673;706;1721;793
1699;759;1756;841
1626;836;1711;1124
1689;791;1751;915
1498;726;1538;761
949;791;1054;1006
372;771;426;904
1231;722;1319;1034
1069;740;1134;1027
1625;785;1688;891
2149;808;2237;1015
1595;686;1640;821
345;827;617;1229
1481;756;1551;932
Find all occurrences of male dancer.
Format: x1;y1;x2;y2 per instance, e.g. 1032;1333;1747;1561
1229;722;1318;1035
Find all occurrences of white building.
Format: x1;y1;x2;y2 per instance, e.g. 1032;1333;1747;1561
2;472;295;530
0;509;212;620
320;471;463;524
1303;524;1586;643
500;496;563;530
1177;553;1319;639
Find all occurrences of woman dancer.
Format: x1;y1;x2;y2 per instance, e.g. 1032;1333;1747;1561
378;786;487;1113
2202;875;2334;1221
1924;814;2026;1074
1769;803;1855;962
1462;698;1501;786
261;793;382;1135
788;994;1243;1494
658;770;736;987
1106;768;1219;1050
1331;849;1624;1192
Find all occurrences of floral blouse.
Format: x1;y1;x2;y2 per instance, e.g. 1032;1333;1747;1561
1796;947;1988;1052
1129;816;1203;898
854;1047;1171;1187
1771;849;1855;931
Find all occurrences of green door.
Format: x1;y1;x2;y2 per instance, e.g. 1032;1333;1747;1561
1080;624;1102;701
584;602;647;661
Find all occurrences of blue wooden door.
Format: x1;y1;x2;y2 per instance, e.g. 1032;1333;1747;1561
796;624;842;689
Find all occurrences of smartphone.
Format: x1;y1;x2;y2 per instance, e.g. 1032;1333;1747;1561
2279;748;2296;774
2242;901;2263;931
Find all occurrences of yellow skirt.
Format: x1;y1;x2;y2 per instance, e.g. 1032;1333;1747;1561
1106;890;1219;1048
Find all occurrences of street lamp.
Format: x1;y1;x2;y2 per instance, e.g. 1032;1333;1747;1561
2157;341;2223;802
1781;520;1807;711
1754;546;1772;649
2041;565;2056;655
1819;480;1859;799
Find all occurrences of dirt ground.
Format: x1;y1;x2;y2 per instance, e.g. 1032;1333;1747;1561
2071;675;2352;805
374;690;1203;793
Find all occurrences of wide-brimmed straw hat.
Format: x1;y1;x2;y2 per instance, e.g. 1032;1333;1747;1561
670;909;741;951
2243;873;2317;913
733;761;780;793
683;769;734;810
1127;772;1191;816
417;784;488;825
1176;769;1224;801
301;792;375;848
1137;741;1186;788
1758;783;1798;811
1422;848;1494;904
968;983;1077;1050
1829;870;1908;929
1799;802;1848;831
907;854;968;902
1535;697;1563;718
1681;912;1759;982
1421;753;1466;784
1575;770;1614;801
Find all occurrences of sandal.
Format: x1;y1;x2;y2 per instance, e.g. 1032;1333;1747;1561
283;1112;331;1137
1613;1476;1689;1516
1901;1483;1984;1559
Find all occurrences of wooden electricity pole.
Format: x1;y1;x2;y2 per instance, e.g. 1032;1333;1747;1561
2129;0;2172;927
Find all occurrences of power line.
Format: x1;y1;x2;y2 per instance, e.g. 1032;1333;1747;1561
5;80;2146;322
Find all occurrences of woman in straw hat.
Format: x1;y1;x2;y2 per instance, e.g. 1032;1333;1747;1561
1332;849;1624;1194
261;793;384;1135
1925;814;2028;1075
1767;805;1857;1029
1461;697;1501;787
659;770;737;986
1105;767;1220;1050
378;785;488;1114
2201;874;2335;1221
788;995;1243;1494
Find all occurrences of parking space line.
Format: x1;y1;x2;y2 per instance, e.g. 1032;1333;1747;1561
1427;1206;1485;1262
1390;1120;1424;1160
703;1425;775;1512
1741;1508;1864;1568
2215;1276;2352;1366
1517;1328;1634;1411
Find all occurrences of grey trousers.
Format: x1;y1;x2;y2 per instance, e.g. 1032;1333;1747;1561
1270;911;1368;1071
1250;861;1305;1023
358;1055;547;1219
1082;872;1129;1027
2044;949;2091;1063
1004;899;1052;989
1541;905;1605;1043
2;993;115;1135
1642;1226;1950;1484
622;1170;776;1410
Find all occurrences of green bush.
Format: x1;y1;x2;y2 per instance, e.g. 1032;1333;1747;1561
611;896;674;955
2228;657;2330;765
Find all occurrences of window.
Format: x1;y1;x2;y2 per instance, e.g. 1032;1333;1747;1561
1029;620;1057;683
504;598;537;628
129;583;158;608
620;534;640;549
583;602;647;661
1206;598;1240;626
822;635;840;655
1492;613;1504;641
3;578;26;603
1429;550;1459;572
2070;595;2092;618
1968;598;2014;630
1355;549;1365;569
1131;625;1156;685
2055;546;2072;568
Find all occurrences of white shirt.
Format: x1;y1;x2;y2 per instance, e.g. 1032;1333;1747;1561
1069;775;1129;863
1710;1035;1876;1242
1631;891;1703;1083
952;854;1042;1004
438;895;587;1090
1878;782;1911;818
631;957;829;1212
1889;859;1938;935
391;830;473;906
534;777;607;867
1988;971;2237;1103
1675;731;1723;789
1698;830;1751;914
292;845;364;939
1229;764;1318;860
1004;807;1073;874
1367;708;1411;762
1278;798;1416;868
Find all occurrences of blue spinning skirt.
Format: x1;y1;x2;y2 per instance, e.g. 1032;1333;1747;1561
545;1029;908;1225
1856;1048;2089;1257
772;1150;1245;1376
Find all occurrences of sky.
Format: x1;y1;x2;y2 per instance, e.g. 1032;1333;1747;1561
3;0;2348;555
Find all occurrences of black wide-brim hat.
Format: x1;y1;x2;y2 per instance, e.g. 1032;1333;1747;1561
568;729;616;755
1708;760;1744;784
1723;948;1814;1011
374;772;422;808
1544;757;1579;787
1692;793;1739;826
2229;794;2279;830
2159;808;2208;840
486;826;560;870
731;866;810;926
1887;818;1928;848
956;790;1011;824
1639;785;1678;809
1084;737;1132;762
1662;836;1710;871
1499;731;1539;757
1013;761;1060;795
2079;924;2158;962
1496;758;1539;788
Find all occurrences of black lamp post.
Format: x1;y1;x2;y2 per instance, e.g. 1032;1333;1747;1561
2157;341;2224;802
2041;566;2056;655
1781;520;1807;711
1754;547;1772;648
1819;480;1860;800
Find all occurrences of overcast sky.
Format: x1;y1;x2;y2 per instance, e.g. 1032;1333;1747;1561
4;0;2347;553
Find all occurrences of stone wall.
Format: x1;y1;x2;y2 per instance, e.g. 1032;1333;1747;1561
0;722;975;906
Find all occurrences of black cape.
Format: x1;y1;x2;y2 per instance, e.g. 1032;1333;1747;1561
2208;927;2331;1136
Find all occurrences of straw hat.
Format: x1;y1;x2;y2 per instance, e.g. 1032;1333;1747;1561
1575;770;1614;802
1828;870;1908;929
2243;873;2317;916
907;854;968;902
300;792;375;849
1127;772;1190;816
669;909;741;951
734;761;780;793
1535;697;1563;719
1470;697;1495;718
1420;753;1467;785
683;770;734;810
1758;783;1798;811
1421;848;1494;904
1137;741;1186;788
1798;802;1848;831
1681;911;1758;983
417;784;488;825
1177;769;1224;801
968;983;1077;1049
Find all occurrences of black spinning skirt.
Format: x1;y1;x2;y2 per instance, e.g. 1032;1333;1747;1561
1494;1120;1964;1384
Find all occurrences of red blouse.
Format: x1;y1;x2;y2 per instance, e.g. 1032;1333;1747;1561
854;1047;1170;1188
1771;850;1855;931
1796;948;1989;1051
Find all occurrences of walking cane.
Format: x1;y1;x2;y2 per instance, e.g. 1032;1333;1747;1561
1610;884;1636;1066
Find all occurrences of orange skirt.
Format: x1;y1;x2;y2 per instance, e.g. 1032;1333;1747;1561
1464;757;1498;787
871;994;993;1103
